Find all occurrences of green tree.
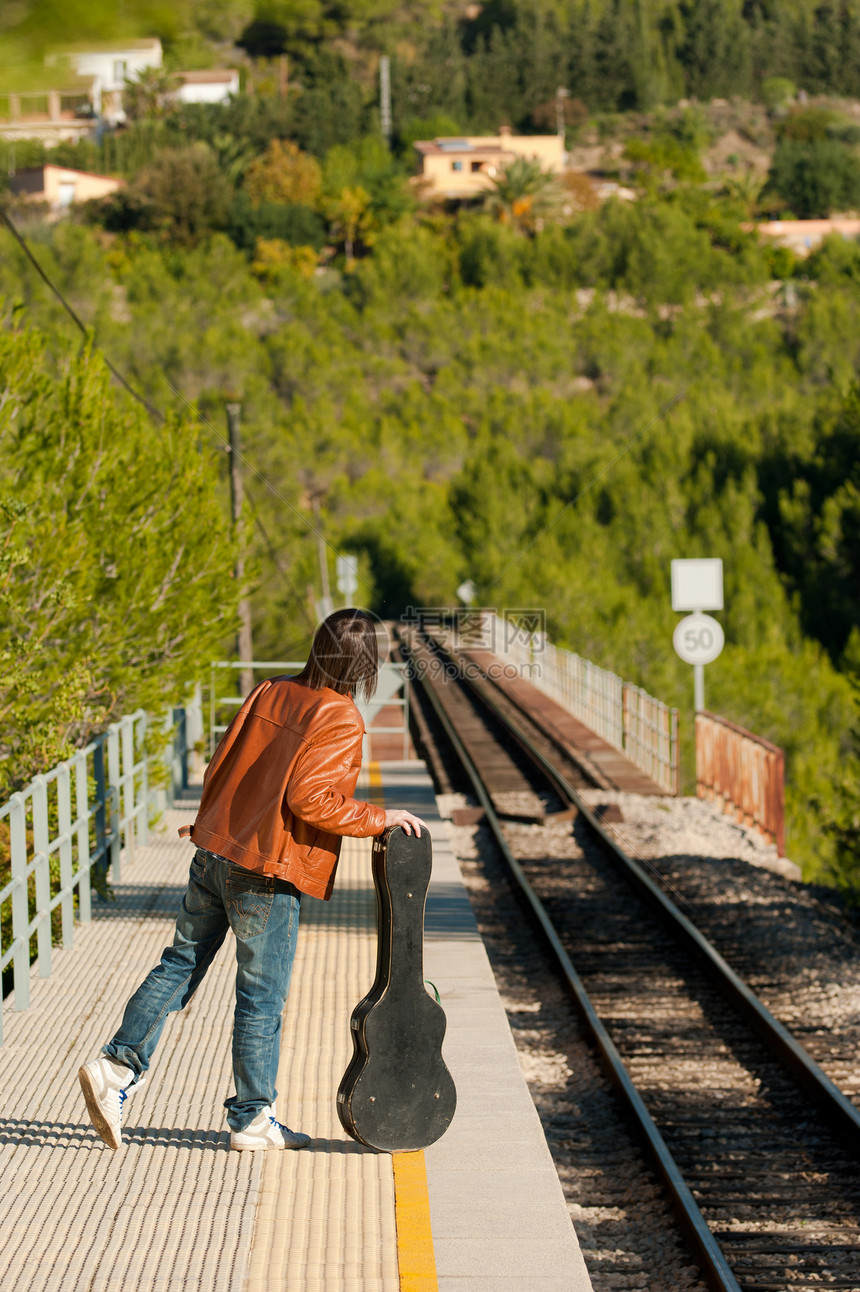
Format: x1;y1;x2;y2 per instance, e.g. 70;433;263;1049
766;137;860;217
0;323;239;794
764;382;860;660
321;138;413;227
679;0;751;99
227;192;326;251
802;0;860;96
243;0;324;50
122;66;179;121
397;114;465;154
761;76;796;109
483;157;562;232
324;185;374;259
245;138;322;207
624;132;706;187
133;143;234;243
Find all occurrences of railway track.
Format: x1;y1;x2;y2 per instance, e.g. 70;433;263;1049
400;625;860;1292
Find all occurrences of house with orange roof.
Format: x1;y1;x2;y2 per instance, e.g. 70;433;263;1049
414;126;565;199
9;164;124;211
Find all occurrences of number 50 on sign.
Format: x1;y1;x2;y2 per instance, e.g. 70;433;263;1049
673;612;725;666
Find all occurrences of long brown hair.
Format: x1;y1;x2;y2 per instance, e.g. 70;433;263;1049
295;609;379;702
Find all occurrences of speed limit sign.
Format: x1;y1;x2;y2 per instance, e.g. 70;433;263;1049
673;612;724;665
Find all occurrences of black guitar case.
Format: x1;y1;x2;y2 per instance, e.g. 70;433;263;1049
337;825;457;1152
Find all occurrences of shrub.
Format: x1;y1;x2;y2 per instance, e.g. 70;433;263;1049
134;143;233;244
245;138;322;207
397;114;465;154
227;192;327;251
766;138;860;218
252;237;318;281
455;216;528;289
349;220;450;305
761;76;796;110
0;325;238;795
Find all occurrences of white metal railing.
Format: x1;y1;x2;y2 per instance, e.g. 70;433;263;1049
208;662;305;757
208;661;410;761
356;663;410;761
483;613;679;793
623;683;679;795
0;700;200;1045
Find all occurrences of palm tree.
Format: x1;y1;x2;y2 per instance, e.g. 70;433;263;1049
483;157;562;233
723;170;766;220
122;67;177;121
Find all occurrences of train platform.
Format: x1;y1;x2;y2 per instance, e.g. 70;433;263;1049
0;759;592;1292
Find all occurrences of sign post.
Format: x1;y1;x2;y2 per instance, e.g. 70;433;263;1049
671;559;724;712
336;554;359;604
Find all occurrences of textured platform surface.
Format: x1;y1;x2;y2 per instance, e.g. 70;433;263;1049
0;760;592;1292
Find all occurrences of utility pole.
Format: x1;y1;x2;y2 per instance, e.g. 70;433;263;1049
380;55;392;145
226;403;254;697
311;498;333;620
556;87;569;141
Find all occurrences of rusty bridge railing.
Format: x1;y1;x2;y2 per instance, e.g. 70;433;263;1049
695;711;785;854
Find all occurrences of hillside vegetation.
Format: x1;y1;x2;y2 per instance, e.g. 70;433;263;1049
9;0;860;111
1;1;860;890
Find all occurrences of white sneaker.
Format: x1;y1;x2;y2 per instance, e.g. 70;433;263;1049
230;1105;310;1151
79;1056;144;1150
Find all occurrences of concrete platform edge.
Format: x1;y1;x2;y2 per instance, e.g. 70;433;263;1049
377;761;593;1292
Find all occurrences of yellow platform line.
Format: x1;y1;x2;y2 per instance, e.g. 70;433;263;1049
368;760;385;802
368;762;439;1292
393;1151;439;1291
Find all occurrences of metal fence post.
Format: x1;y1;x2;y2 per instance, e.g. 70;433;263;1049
56;762;74;950
172;705;188;798
9;793;30;1013
138;712;150;848
209;662;217;760
107;725;122;883
121;716;135;861
92;736;108;887
402;673;410;759
32;776;52;979
186;682;205;777
162;709;175;811
74;749;92;924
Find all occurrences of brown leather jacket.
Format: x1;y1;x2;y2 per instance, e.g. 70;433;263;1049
183;677;386;900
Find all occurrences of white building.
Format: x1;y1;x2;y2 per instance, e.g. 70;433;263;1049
0;81;98;145
1;41;238;144
46;39;163;124
175;70;240;105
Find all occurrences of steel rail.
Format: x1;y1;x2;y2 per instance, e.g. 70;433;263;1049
451;644;610;790
435;634;860;1157
402;631;742;1292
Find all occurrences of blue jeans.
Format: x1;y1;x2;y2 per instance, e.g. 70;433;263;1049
103;848;301;1132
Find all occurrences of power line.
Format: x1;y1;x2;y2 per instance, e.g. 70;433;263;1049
1;207;349;567
245;487;293;586
0;206;166;422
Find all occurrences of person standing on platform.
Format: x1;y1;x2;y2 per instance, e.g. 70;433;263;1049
78;609;426;1152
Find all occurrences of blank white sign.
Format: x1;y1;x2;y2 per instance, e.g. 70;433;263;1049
671;558;723;611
